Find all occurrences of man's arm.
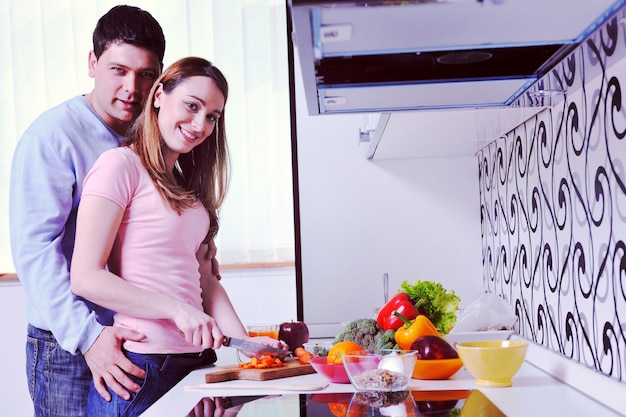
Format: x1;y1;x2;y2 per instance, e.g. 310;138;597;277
9;133;103;352
9;133;145;401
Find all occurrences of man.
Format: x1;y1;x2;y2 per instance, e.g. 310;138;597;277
9;6;166;416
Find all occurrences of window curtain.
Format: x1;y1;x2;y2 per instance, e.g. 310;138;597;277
0;0;294;270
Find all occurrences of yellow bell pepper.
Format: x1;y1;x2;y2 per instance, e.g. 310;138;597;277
394;312;439;350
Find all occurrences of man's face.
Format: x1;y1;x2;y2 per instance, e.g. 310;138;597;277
87;42;161;135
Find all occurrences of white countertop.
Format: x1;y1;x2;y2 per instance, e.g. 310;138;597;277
140;350;624;417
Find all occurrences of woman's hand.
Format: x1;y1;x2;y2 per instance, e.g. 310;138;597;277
173;302;224;350
241;335;290;360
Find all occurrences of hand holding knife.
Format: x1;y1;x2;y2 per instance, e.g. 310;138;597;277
177;329;290;358
222;335;291;358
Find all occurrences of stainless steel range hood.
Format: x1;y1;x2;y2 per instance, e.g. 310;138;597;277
289;0;625;115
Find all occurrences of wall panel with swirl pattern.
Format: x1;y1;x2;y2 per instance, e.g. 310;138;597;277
478;6;626;382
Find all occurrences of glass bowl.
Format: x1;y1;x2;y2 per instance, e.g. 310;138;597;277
342;350;417;392
347;391;417;417
246;324;279;339
303;341;333;357
309;356;351;384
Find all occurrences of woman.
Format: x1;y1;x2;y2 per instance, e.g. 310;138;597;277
71;57;286;416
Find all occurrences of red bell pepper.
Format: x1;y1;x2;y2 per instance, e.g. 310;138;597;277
376;293;419;331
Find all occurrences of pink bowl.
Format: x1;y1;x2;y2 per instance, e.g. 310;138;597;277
309;356;351;383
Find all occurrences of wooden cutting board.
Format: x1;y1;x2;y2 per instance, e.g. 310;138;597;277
205;358;315;383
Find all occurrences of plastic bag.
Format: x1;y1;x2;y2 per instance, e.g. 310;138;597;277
449;293;517;333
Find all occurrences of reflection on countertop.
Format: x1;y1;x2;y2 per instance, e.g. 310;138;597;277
184;390;505;417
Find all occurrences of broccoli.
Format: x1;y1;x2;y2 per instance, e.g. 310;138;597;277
375;329;399;353
333;318;385;353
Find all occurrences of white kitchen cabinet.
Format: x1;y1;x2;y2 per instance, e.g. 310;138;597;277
0;281;32;415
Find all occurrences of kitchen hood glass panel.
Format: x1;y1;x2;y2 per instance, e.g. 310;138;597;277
289;0;626;114
312;0;624;57
321;78;532;112
317;45;563;84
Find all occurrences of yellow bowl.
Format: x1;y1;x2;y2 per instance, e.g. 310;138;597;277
412;358;463;380
456;340;528;387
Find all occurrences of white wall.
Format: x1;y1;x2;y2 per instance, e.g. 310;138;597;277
219;267;297;327
293;56;485;337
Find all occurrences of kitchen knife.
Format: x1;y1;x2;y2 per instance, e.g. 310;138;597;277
222;336;291;356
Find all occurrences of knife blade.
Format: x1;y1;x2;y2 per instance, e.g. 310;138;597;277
222;336;291;356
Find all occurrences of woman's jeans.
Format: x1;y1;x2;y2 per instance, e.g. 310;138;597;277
26;324;92;417
87;349;217;417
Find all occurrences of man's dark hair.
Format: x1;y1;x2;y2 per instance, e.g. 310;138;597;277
92;5;166;63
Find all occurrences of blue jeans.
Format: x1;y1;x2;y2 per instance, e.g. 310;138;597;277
87;349;217;417
26;324;92;417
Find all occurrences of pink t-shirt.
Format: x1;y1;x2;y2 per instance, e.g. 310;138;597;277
82;147;210;354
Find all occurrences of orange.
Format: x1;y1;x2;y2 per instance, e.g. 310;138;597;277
327;341;365;364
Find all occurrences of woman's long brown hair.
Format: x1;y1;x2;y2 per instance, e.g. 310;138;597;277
124;57;230;242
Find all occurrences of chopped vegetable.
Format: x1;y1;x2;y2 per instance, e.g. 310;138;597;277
295;347;313;364
376;293;420;331
399;280;461;334
393;313;439;350
238;355;284;369
332;318;384;354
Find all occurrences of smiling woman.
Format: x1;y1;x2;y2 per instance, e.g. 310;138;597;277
0;0;294;272
154;75;226;165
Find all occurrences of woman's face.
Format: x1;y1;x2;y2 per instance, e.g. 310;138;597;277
153;75;225;169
